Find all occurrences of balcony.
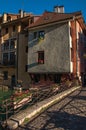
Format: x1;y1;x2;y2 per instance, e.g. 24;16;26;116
1;60;16;67
9;32;17;38
1;39;16;52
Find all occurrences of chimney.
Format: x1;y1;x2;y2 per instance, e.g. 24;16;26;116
3;13;7;23
54;6;64;13
23;11;27;17
19;9;24;18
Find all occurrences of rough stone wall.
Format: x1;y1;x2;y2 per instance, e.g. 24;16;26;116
28;22;70;73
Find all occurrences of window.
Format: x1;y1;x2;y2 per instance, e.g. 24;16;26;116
39;31;45;40
3;71;8;80
11;75;16;87
34;74;40;83
25;65;28;72
38;51;44;64
10;52;15;65
30;18;34;24
4;41;9;50
34;32;37;39
3;53;8;65
26;46;28;53
6;27;8;34
13;25;16;32
7;16;11;21
10;40;15;49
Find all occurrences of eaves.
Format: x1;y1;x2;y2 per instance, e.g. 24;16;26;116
1;16;31;27
28;15;82;31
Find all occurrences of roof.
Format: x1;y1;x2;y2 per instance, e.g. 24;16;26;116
28;11;82;29
1;14;33;27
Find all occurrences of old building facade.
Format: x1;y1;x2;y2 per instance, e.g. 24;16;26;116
27;6;86;85
0;10;34;88
0;6;86;88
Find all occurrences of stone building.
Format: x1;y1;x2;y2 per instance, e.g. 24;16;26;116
0;10;35;88
0;6;86;88
27;6;86;85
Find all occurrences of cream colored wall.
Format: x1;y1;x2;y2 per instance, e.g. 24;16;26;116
1;24;20;40
0;24;18;87
0;67;16;87
0;17;31;88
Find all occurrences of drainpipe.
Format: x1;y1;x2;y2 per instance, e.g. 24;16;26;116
75;22;79;78
16;33;19;84
74;18;78;77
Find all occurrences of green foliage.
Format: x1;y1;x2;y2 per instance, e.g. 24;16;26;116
0;90;13;103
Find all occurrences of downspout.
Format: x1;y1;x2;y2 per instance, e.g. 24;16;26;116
68;21;72;73
75;21;78;78
16;33;19;84
74;18;78;77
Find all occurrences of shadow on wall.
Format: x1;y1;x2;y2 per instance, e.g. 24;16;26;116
28;62;38;69
29;38;38;48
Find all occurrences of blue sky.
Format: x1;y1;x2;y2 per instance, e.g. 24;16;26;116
0;0;86;21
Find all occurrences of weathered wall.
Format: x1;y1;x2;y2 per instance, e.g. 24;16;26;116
0;24;18;87
28;22;70;73
0;67;16;86
18;33;31;88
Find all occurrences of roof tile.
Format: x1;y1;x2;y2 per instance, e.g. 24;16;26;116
29;11;82;28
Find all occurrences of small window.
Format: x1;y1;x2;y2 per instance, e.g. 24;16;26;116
3;71;8;80
3;53;8;65
30;18;34;24
38;51;44;64
25;65;28;72
34;32;37;39
4;41;9;50
10;52;15;65
26;46;28;53
7;16;11;21
13;25;16;32
6;27;8;34
39;31;45;40
10;40;15;49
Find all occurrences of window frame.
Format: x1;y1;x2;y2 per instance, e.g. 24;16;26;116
38;51;44;64
34;32;37;39
6;27;8;34
13;25;16;32
3;71;8;80
38;31;45;40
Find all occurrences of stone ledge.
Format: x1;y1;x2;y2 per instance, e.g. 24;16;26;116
7;86;81;129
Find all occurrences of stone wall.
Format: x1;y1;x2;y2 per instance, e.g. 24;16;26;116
28;22;70;73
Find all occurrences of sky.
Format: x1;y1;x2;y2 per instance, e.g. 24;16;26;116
0;0;86;22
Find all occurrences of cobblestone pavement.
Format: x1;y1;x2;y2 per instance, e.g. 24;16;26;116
18;87;86;130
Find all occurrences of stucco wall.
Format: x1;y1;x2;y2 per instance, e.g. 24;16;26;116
18;33;31;87
0;67;16;86
28;22;70;73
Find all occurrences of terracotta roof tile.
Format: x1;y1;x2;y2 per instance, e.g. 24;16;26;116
29;11;82;28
